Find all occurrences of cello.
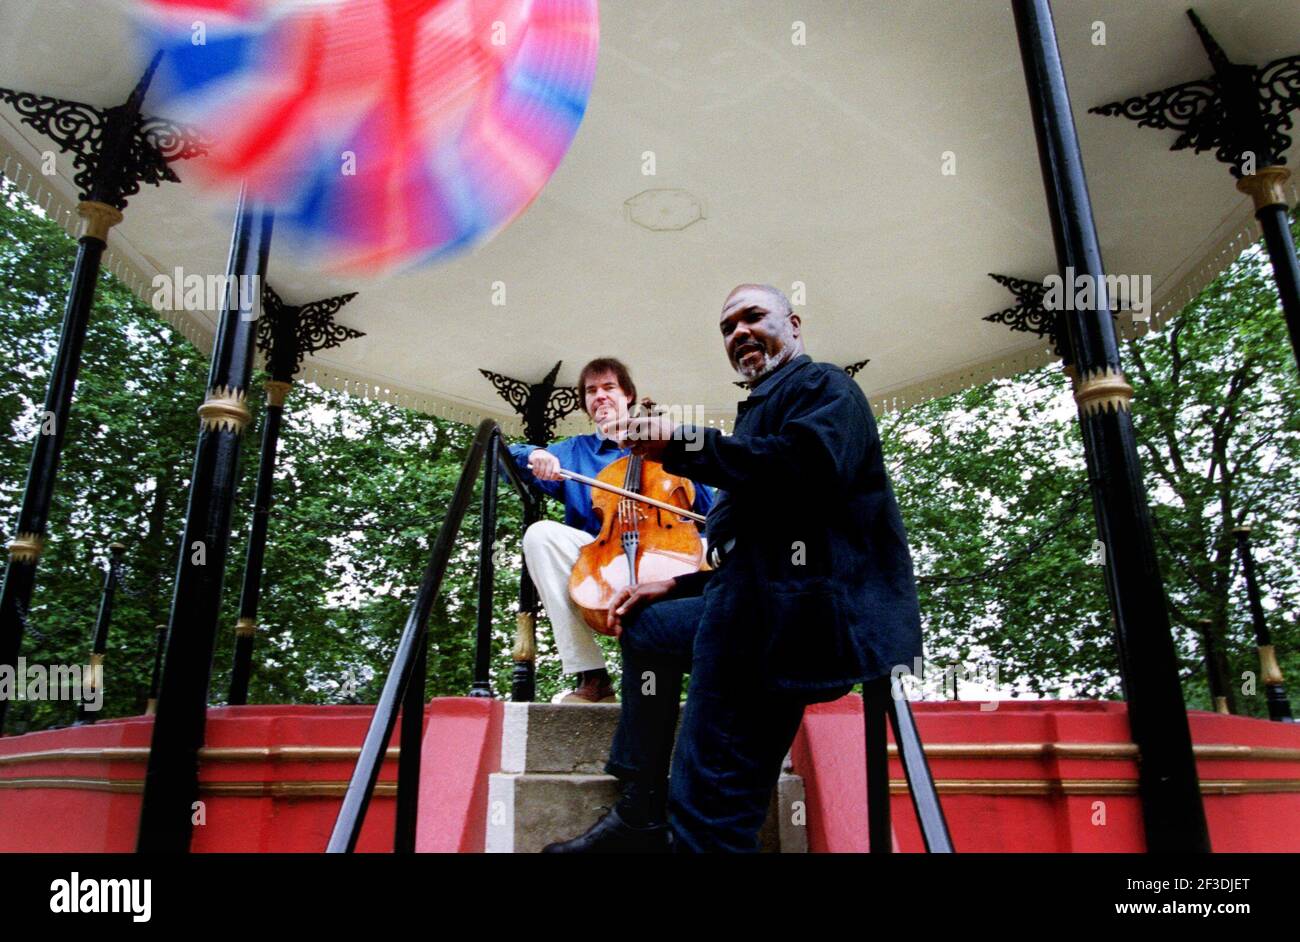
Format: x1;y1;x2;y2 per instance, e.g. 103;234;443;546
563;404;707;635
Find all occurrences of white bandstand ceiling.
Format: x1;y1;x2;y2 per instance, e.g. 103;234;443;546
1;0;1297;436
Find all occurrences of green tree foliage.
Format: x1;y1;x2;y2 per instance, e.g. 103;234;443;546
2;179;1296;730
0;182;570;733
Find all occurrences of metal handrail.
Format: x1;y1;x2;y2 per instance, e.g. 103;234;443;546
327;420;538;853
863;674;954;853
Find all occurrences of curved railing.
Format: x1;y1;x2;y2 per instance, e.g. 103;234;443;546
326;420;537;853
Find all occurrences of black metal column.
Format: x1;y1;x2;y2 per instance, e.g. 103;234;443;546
227;377;290;705
0;58;204;735
1239;173;1300;372
146;623;165;716
1012;0;1210;852
136;190;273;853
470;429;500;698
1234;525;1294;722
77;542;125;725
1197;618;1232;716
0;207;116;735
511;498;541;703
227;285;359;704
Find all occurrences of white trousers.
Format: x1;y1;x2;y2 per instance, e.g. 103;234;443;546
522;520;606;675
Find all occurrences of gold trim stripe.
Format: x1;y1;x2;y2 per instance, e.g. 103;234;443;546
0;745;400;767
513;611;537;663
1073;365;1134;416
234;616;257;638
6;532;45;564
1;775;1292;799
0;777;397;798
76;200;123;242
1259;644;1286;686
887;778;1300;796
1236;166;1292;211
197;385;251;434
264;380;292;408
3;742;1298;769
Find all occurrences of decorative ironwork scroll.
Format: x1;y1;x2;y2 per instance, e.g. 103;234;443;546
983;272;1061;354
480;361;582;444
1089;11;1300;177
0;54;206;209
257;283;363;379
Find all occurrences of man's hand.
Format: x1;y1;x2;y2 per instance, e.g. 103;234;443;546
606;578;677;636
599;414;677;459
527;449;563;482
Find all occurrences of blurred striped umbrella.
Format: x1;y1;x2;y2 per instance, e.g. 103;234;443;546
137;0;599;273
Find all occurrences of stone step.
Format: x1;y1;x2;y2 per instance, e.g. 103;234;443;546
489;702;808;853
486;772;620;853
501;701;622;774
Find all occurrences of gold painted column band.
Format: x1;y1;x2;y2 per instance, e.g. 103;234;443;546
1073;365;1133;416
145;698;157;716
234;617;257;638
1213;696;1230;715
197;386;251;433
1258;644;1285;686
264;380;292;408
76;201;124;242
512;611;536;663
1236;167;1292;211
6;532;45;564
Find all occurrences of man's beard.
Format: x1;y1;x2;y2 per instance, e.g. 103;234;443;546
733;343;793;382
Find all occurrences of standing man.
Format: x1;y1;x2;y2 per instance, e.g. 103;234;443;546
510;358;714;703
543;284;923;851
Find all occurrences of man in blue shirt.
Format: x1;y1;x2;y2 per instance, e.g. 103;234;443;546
509;358;714;703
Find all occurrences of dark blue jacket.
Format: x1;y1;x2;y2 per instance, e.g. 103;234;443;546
661;355;923;692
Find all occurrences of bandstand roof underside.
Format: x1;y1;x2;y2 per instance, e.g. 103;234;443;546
1;0;1298;436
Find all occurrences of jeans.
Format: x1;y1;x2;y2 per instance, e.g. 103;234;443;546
605;595;833;853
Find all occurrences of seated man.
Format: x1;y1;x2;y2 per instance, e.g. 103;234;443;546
543;285;923;851
509;357;714;703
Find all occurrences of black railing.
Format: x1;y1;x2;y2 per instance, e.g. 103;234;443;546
863;675;954;852
328;418;951;853
327;420;537;853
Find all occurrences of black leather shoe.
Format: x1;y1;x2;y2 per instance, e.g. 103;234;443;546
541;807;671;853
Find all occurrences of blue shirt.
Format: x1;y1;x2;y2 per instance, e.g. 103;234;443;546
508;434;715;536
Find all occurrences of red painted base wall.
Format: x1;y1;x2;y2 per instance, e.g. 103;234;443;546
790;696;1300;852
0;698;502;853
3;696;1297;852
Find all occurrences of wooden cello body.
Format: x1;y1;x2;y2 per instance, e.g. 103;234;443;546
568;453;704;635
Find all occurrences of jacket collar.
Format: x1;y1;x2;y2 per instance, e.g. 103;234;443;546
739;354;812;410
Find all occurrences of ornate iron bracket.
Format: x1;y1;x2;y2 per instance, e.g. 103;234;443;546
0;53;207;210
1089;10;1300;177
257;283;364;381
479;361;582;445
983;273;1062;355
